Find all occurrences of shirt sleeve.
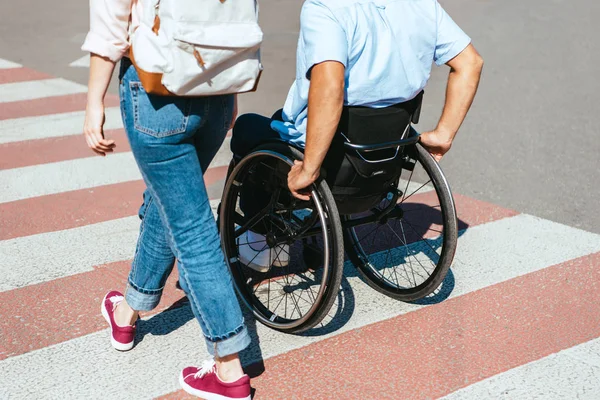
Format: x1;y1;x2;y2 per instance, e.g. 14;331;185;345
300;0;348;79
81;0;133;62
433;1;472;66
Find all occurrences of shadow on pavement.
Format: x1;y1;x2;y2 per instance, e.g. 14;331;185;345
130;203;470;384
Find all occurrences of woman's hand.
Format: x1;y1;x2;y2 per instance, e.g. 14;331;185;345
84;102;115;156
84;53;118;156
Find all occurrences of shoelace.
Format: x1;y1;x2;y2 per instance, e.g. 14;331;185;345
109;295;124;304
194;358;217;379
109;295;124;312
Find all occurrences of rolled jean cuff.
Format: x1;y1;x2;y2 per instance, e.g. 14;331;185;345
205;325;251;358
125;283;162;311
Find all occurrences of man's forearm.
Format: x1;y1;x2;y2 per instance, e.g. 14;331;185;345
436;45;483;140
303;62;346;178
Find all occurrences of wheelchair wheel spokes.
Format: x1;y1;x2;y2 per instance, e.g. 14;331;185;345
220;149;344;333
247;222;328;324
344;143;458;302
349;216;441;289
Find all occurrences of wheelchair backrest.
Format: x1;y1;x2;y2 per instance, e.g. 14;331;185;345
325;92;423;214
338;91;422;146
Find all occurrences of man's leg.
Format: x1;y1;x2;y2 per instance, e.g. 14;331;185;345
230;113;292;269
231;113;282;222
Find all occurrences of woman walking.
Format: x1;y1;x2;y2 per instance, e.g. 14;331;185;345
82;1;252;398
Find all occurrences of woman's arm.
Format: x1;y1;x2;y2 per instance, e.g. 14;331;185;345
84;54;117;156
82;0;133;155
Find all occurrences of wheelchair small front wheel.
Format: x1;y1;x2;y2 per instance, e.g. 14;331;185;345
220;144;344;333
343;143;458;302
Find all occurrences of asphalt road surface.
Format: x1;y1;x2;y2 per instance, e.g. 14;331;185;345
1;0;598;233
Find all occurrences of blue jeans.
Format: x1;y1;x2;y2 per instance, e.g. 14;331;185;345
118;59;250;357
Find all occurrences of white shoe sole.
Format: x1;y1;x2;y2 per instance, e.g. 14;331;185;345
100;296;134;352
179;374;251;400
237;253;270;273
238;254;289;270
272;258;289;267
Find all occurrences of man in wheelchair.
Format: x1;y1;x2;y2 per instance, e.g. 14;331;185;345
230;0;483;272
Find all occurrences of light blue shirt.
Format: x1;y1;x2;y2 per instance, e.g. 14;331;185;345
271;0;472;146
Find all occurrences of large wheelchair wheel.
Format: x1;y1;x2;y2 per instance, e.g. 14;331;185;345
220;143;344;333
343;143;458;301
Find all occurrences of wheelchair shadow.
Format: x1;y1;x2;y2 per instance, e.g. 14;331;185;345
299;274;356;337
297;204;470;337
128;205;470;388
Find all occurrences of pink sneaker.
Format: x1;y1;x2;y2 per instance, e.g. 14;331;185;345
180;358;251;400
101;290;136;351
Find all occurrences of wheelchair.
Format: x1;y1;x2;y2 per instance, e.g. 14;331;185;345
219;93;458;334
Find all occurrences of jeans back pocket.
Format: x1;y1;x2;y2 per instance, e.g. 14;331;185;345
130;82;192;138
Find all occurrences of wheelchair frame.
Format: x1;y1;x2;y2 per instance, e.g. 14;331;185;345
219;129;458;333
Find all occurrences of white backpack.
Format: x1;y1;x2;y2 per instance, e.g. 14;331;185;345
130;0;263;96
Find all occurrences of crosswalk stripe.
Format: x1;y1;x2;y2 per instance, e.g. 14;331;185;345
0;195;514;357
0;107;122;144
0;216;140;292
0;92;119;121
2;62;596;399
1;216;599;399
0;128;129;171
0;190;513;290
0;187;230;291
0;58;21;69
0;180;146;240
0;201;218;359
441;336;600;399
0;67;52;85
0;78;87;103
0;152;141;204
0;137;231;204
221;251;600;400
0;165;228;240
69;55;90;68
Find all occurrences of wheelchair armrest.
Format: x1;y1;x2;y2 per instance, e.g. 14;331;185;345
343;130;420;152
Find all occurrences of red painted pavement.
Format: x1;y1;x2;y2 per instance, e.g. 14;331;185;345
0;261;184;360
0;180;145;240
0;67;52;85
0;196;515;358
0;165;229;240
0;93;119;120
160;251;600;400
0;129;130;170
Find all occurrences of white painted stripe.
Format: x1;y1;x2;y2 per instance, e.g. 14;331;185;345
442;337;600;399
0;107;122;144
69;55;90;68
0;216;140;292
0;152;141;203
0;58;21;69
1;214;599;399
0;200;221;292
0;78;87;103
0;137;231;202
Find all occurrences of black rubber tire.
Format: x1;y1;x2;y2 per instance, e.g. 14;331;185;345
220;142;344;334
344;143;458;301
